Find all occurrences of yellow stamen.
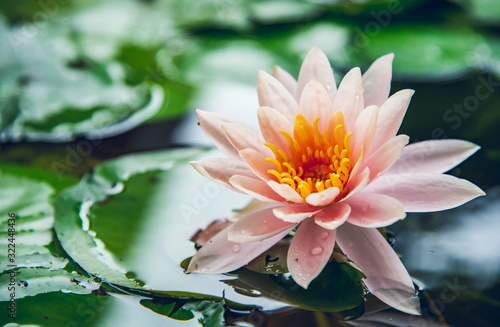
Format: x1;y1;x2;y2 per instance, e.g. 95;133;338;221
265;111;353;200
267;170;282;181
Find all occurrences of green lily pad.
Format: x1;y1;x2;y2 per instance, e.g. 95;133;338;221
287;21;351;69
131;287;256;327
184;300;225;327
140;299;195;320
140;296;232;327
0;174;57;269
0;292;111;327
354;24;487;79
0;3;195;143
53;148;207;287
0;19;160;142
0;164;95;279
451;0;500;25
110;284;256;311
110;283;257;327
225;261;365;315
0;268;98;301
0;175;53;224
248;0;321;24
0;162;78;192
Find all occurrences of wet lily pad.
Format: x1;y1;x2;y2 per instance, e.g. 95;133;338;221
132;286;257;327
0;174;57;270
140;299;195;321
0;268;98;301
1;292;112;327
53;148;207;287
0;19;160;142
0;162;78;192
322;0;427;16
163;0;251;31
0;5;194;143
224;260;366;316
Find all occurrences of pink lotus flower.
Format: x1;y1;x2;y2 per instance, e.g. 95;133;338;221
186;47;485;315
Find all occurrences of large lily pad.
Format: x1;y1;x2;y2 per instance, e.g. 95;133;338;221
0;268;98;302
118;285;256;327
353;24;488;80
0;174;57;271
0;18;161;142
224;261;366;316
0;292;112;327
53;148;207;287
0;2;195;143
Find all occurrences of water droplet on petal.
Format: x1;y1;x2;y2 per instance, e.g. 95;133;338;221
320;232;329;240
232;244;240;253
240;229;246;234
325;82;332;90
355;94;360;100
262;218;268;224
311;247;323;256
362;204;370;211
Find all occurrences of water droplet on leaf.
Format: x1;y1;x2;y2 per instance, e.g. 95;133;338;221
17;280;28;288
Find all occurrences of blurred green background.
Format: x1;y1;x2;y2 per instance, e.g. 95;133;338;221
1;0;500;326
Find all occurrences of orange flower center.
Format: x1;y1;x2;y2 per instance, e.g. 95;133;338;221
265;111;352;199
